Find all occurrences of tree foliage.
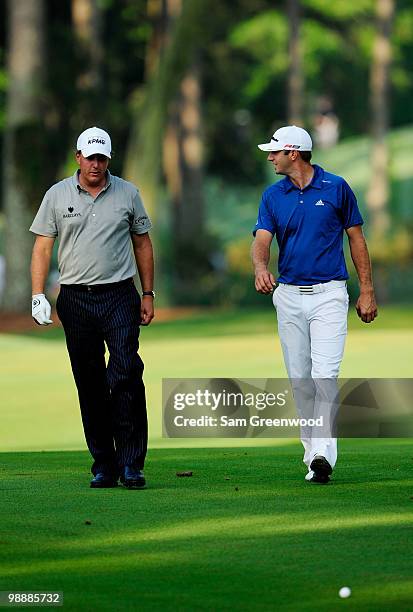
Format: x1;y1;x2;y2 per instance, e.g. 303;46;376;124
0;0;412;188
0;0;412;308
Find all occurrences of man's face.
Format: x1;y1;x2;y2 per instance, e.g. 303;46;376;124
76;152;109;187
267;150;292;175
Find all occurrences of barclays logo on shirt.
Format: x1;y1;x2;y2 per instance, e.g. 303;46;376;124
63;206;82;219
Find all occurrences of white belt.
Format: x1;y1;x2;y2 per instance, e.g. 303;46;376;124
278;280;346;294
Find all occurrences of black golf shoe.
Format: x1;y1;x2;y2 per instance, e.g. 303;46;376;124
90;472;118;488
310;455;333;483
120;466;146;489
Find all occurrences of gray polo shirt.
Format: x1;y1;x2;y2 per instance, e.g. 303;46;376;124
30;171;152;285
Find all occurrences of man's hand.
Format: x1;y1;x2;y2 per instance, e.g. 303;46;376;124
255;268;276;294
346;226;377;324
32;294;53;325
355;290;378;324
252;230;274;294
140;296;154;326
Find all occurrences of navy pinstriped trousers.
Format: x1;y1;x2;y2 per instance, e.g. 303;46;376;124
56;279;147;477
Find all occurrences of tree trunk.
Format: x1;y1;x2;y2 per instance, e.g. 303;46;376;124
164;64;204;239
123;0;210;303
123;0;207;220
123;0;176;219
163;61;207;299
366;0;394;304
71;0;104;125
2;0;46;311
287;0;303;125
145;0;173;77
366;0;394;243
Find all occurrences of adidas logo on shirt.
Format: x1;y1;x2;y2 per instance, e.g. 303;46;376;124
315;199;324;206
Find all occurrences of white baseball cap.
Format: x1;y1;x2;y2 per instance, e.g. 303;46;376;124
76;126;112;158
258;125;312;152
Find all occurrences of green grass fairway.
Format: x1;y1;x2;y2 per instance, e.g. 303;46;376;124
1;441;412;611
0;306;412;451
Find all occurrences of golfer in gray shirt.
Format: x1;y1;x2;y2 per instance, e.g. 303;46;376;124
30;126;154;489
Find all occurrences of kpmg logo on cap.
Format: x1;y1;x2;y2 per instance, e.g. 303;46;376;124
88;138;106;145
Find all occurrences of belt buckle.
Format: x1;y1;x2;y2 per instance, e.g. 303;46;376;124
299;285;314;294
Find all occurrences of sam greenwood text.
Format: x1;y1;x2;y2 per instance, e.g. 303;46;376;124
173;415;323;427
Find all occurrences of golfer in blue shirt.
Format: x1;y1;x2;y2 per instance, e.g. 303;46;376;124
252;125;377;484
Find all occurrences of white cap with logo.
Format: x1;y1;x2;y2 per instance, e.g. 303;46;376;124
258;125;312;152
77;126;112;158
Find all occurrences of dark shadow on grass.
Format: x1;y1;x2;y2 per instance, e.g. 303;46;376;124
1;444;413;610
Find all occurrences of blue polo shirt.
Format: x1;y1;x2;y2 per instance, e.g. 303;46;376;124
253;165;363;285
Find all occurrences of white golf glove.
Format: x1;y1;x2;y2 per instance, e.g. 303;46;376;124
32;294;53;325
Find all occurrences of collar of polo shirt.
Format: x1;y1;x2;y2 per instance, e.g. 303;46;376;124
74;169;112;193
283;164;324;193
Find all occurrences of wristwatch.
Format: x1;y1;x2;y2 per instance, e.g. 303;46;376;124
142;290;155;298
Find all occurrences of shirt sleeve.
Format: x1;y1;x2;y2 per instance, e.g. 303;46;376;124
29;189;58;237
253;191;276;236
130;190;152;234
340;180;364;229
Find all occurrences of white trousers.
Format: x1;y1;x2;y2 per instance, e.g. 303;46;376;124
273;280;349;469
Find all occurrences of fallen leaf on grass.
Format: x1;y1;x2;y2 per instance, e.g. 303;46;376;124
176;471;193;477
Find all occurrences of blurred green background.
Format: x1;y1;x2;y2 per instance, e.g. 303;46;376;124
0;0;412;309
